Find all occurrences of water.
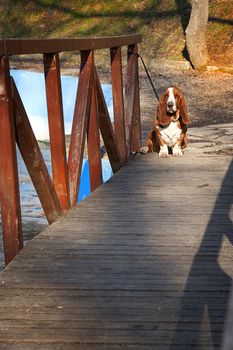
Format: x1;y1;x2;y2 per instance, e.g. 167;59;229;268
0;70;114;267
17;146;112;228
11;70;114;140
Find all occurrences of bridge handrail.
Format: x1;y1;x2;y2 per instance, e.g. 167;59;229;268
0;34;142;265
0;35;142;55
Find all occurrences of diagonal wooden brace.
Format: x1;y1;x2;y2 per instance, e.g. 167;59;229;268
11;78;63;224
95;67;122;173
68;50;94;207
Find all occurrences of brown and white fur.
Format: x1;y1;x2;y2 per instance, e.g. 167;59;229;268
140;86;190;157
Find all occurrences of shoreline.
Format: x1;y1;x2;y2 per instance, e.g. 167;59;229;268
10;58;233;130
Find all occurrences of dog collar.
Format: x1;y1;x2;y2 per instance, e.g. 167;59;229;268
171;111;180;122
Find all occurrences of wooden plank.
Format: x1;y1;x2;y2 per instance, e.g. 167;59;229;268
68;50;93;207
0;345;180;350
87;58;103;192
0;328;224;344
11;78;63;224
0;35;142;55
95;67;122;173
0;287;229;299
43;52;70;211
0;56;23;265
222;288;233;350
110;47;126;163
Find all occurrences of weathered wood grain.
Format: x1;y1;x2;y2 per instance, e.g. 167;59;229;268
0;150;233;349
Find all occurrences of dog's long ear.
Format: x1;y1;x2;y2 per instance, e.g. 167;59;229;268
156;94;171;126
179;94;190;125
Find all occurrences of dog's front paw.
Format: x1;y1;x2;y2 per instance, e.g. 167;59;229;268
139;146;149;154
173;144;183;157
159;145;169;158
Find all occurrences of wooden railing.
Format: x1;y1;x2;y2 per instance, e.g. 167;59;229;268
0;35;142;265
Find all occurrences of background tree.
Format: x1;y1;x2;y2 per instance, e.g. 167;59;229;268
185;0;209;70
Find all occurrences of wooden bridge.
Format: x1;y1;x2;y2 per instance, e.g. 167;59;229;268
0;35;233;349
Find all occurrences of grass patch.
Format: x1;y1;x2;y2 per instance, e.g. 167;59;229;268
0;0;232;67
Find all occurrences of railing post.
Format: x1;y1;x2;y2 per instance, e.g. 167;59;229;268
43;52;70;211
0;55;23;265
125;44;141;158
130;44;141;154
110;47;126;163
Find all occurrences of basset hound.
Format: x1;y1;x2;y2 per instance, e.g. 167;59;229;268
140;86;190;157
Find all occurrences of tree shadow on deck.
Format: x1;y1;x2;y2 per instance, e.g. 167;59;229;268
170;160;233;349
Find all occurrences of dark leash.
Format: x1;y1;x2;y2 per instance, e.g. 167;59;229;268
128;52;161;158
136;53;160;102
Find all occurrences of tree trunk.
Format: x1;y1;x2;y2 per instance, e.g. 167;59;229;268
185;0;209;70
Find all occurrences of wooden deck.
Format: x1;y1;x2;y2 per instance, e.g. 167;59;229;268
0;149;233;349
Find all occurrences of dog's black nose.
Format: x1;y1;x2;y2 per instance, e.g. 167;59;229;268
167;101;174;108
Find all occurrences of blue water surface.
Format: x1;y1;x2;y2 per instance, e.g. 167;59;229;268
78;159;112;202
